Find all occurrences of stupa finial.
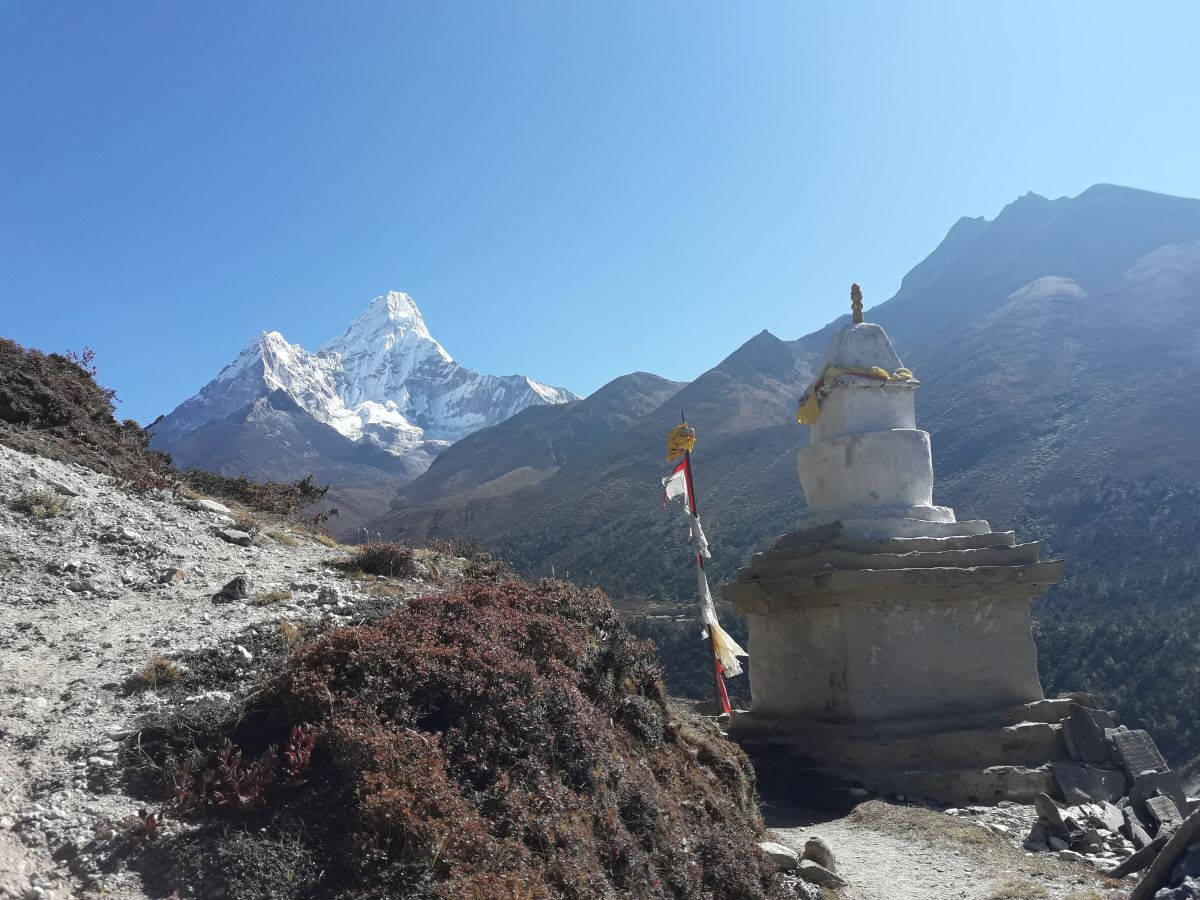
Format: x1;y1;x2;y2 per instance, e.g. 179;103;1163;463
851;283;864;324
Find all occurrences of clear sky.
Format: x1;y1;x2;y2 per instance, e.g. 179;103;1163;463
3;2;1199;423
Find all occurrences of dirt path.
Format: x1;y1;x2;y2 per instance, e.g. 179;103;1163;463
765;797;1130;900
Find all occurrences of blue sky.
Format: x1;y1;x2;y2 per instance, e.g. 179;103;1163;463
3;2;1199;423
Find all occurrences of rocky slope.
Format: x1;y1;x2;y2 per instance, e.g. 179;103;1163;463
0;442;393;899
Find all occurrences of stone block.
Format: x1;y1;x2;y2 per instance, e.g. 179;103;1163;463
1147;795;1185;833
1111;729;1169;780
1063;706;1115;764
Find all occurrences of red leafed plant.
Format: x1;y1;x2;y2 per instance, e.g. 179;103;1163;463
283;724;318;780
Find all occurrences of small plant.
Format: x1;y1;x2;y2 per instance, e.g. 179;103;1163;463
948;825;992;845
266;529;299;547
169;740;279;817
335;542;417;578
986;878;1048;900
139;655;181;687
278;620;302;644
313;533;340;549
283;725;318;780
250;590;293;607
12;490;69;518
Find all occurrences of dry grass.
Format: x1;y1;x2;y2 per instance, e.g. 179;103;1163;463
985;878;1048;899
266;529;299;547
1063;891;1104;900
249;590;294;607
278;620;302;644
139;654;181;688
948;824;993;845
313;533;341;549
12;490;70;518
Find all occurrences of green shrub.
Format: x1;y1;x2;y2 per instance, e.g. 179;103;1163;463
12;490;69;518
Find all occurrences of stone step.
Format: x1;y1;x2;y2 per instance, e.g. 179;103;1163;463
727;560;1066;612
811;764;1058;806
810;721;1068;773
739;542;1042;581
763;529;1017;558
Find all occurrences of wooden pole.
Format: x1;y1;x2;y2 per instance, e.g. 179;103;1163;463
682;446;731;715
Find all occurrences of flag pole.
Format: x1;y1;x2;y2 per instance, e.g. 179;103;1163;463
680;419;732;715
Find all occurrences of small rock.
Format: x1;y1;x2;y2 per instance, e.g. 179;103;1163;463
1058;849;1086;863
0;816;13;830
802;836;836;873
213;575;251;602
317;585;342;606
796;860;847;888
847;787;868;798
158;567;187;584
217;528;253;547
184;691;234;704
50;481;80;497
757;841;799;871
66;580;96;593
1049;835;1069;851
186;498;233;515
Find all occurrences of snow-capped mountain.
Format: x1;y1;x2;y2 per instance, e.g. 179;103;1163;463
149;291;576;484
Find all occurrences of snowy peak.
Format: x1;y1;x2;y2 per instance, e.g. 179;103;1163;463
150;290;577;474
325;291;452;364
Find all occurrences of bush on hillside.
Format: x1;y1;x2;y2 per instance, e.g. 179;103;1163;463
0;337;170;487
332;541;418;579
181;469;329;517
138;578;787;899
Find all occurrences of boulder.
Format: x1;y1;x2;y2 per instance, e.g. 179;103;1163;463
756;841;799;872
186;498;233;515
796;860;847;888
802;836;836;873
217;528;253;547
212;575;250;603
158;567;186;584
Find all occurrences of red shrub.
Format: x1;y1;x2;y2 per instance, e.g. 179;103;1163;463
254;578;788;899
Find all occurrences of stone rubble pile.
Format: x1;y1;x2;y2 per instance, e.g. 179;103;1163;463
757;834;846;898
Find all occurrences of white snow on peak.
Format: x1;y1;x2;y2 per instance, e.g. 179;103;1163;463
153;290;577;459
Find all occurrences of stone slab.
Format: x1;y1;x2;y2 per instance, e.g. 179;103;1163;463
1122;805;1156;849
739;542;1043;581
727;559;1066;614
1052;762;1126;805
1064;706;1116;765
1146;795;1185;833
1112;729;1169;780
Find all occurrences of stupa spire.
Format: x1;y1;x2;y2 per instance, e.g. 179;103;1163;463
850;282;864;324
